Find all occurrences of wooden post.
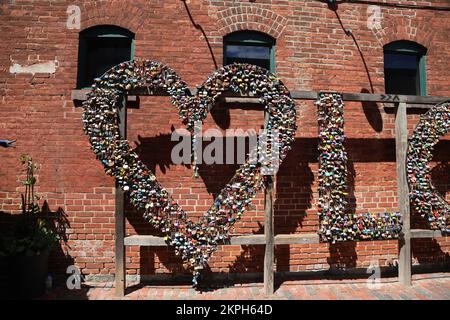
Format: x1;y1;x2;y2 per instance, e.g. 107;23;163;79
395;102;412;286
264;175;274;295
263;111;275;295
115;96;127;297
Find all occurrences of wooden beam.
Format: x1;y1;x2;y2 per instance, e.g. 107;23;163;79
124;235;167;246
275;233;319;245
395;102;412;286
114;97;127;297
223;97;263;104
290;90;319;100
337;92;447;105
263;107;275;296
71;89;449;105
410;229;445;238
225;92;447;105
124;233;320;246
264;176;274;295
71;89;90;101
71;89;137;102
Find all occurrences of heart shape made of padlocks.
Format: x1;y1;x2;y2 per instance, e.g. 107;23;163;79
82;60;297;286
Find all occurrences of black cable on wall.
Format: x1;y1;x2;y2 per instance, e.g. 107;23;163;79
320;0;450;11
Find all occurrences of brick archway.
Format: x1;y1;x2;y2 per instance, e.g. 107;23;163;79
215;6;288;41
377;15;437;52
78;1;146;35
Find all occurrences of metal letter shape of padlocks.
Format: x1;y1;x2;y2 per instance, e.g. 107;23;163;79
316;92;402;243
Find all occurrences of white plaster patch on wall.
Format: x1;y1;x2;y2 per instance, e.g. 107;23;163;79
66;5;81;30
9;60;57;75
367;5;385;46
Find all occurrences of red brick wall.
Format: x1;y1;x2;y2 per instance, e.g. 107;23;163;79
0;0;449;279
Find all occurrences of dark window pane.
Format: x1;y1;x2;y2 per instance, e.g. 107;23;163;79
224;30;274;71
84;37;131;87
225;45;270;60
384;52;420;95
385;69;418;95
225;44;271;69
224;44;271;70
384;53;418;70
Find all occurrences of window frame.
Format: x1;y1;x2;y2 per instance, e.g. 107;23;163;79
77;25;135;89
223;31;276;73
383;40;427;96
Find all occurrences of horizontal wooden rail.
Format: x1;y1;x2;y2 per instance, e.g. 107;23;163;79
124;230;447;247
124;234;320;246
71;89;449;106
72;89;138;102
410;229;446;238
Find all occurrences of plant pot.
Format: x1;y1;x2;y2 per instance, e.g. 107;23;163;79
7;250;49;299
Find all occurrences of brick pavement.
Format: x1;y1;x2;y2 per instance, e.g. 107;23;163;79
39;273;450;300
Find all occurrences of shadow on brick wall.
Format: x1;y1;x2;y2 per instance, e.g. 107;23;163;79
326;160;357;272
40;202;77;286
411;162;449;230
0;202;77;299
361;88;383;132
431;161;450;201
411;160;449;269
412;238;450;269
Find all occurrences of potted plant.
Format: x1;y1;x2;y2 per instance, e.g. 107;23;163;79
0;155;59;299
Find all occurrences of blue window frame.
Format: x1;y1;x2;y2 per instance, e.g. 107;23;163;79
384;40;427;96
224;31;275;72
77;25;135;88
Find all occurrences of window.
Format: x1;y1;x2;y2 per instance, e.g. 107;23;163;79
384;40;427;96
224;31;275;72
77;25;134;88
